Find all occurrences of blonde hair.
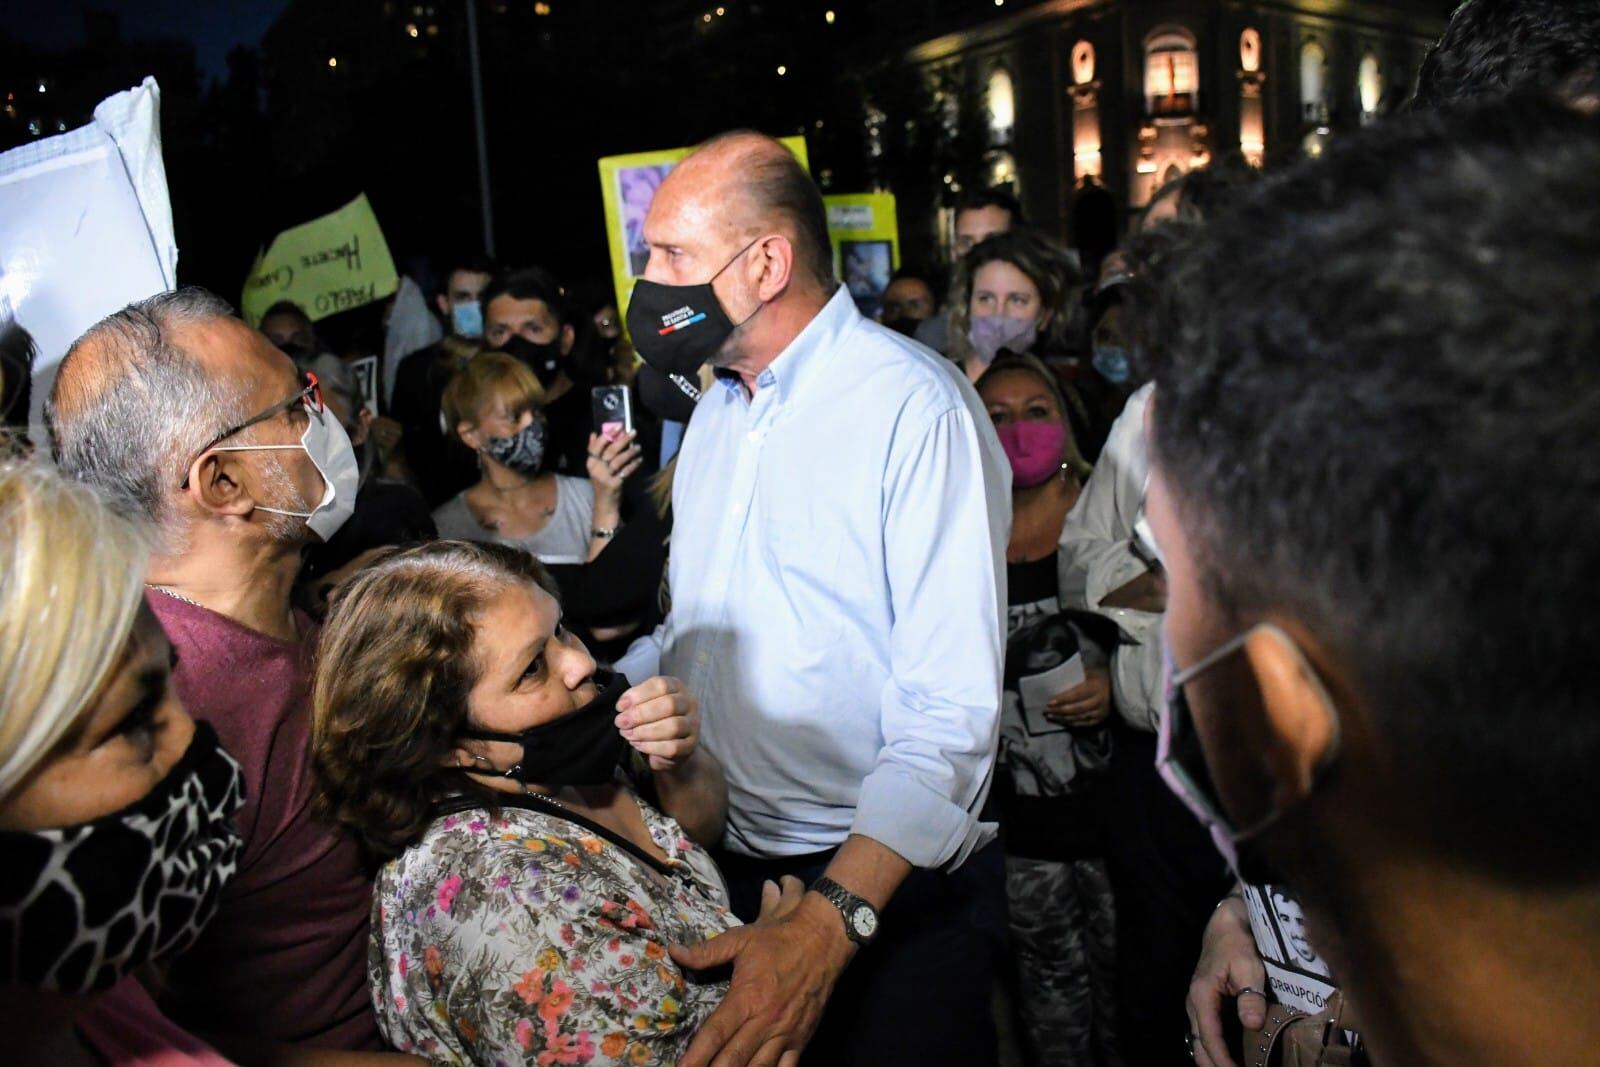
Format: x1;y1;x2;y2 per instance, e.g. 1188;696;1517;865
0;458;150;797
441;352;547;446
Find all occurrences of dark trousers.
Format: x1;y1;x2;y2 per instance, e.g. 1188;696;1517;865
715;841;1007;1067
1103;726;1234;1067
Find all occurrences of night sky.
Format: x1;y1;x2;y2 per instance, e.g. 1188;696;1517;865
9;0;287;82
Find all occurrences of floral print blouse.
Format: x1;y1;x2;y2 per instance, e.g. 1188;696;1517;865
371;794;738;1065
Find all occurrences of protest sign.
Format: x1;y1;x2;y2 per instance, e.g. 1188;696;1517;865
0;77;177;435
597;136;808;318
825;193;900;320
241;194;398;326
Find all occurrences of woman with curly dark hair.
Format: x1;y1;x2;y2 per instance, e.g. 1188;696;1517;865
310;540;761;1066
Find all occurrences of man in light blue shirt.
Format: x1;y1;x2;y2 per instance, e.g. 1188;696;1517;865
616;132;1011;1066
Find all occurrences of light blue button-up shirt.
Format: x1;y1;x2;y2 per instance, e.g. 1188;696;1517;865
617;286;1011;869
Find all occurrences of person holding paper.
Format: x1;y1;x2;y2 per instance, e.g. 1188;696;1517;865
976;352;1121;1066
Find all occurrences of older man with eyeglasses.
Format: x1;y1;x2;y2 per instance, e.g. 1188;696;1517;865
46;288;404;1059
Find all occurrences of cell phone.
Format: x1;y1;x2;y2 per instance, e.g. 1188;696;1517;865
591;385;634;443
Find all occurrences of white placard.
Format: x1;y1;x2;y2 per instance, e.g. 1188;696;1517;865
0;77;177;438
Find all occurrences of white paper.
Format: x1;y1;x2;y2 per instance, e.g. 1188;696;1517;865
1017;652;1086;735
0;78;176;438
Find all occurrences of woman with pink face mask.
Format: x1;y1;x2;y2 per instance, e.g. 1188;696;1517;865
976;353;1122;1067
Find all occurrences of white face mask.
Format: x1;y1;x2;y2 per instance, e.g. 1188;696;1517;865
213;403;359;541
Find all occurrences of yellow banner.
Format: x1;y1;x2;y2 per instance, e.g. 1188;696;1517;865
597;136;809;318
826;192;900;320
241;193;398;326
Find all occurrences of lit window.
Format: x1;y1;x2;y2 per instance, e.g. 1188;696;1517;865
824;10;835;24
1359;53;1382;118
1071;40;1095;86
328;56;339;68
406;22;419;36
987;67;1014;144
1300;40;1328;123
1145;30;1199;116
1239;28;1261;74
535;1;551;12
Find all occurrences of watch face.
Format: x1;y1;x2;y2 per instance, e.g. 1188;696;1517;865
851;905;878;939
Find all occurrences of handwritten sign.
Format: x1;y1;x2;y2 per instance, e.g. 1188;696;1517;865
241;194;398;326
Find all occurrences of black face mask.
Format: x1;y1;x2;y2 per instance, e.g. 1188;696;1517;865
625;238;761;378
460;670;631;787
0;722;244;992
500;335;565;388
636;364;701;423
884;317;920;338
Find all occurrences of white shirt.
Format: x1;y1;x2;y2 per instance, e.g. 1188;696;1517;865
1058;382;1164;732
618;286;1011;868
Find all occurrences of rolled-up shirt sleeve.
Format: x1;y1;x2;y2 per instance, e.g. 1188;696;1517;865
852;405;1008;870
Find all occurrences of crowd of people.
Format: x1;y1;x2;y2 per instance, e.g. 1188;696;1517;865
3;1;1599;1065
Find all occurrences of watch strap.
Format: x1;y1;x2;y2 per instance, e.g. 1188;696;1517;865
810;875;879;946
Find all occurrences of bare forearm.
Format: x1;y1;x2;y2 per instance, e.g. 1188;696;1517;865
820;833;913;912
1100;568;1167;612
587;495;623;562
653;747;727;847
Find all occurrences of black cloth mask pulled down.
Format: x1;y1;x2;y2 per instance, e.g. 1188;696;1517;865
459;669;632;787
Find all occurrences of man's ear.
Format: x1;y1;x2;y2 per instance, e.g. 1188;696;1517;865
559;323;576;358
456;422;483;452
1240;625;1342;814
350;409;374;448
754;235;797;301
186;451;258;521
435;293;450;318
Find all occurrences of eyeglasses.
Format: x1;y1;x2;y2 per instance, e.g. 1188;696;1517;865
1157;624;1343;841
179;371;322;489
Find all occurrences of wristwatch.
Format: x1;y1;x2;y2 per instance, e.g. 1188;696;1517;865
809;876;880;946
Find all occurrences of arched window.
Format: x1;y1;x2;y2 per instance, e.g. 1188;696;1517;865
1239;28;1262;74
1300;40;1329;124
1071;40;1096;85
987;66;1015;145
1359;53;1382;119
1145;29;1199;116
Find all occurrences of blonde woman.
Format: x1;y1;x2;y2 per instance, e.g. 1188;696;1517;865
432;353;641;564
0;459;246;1066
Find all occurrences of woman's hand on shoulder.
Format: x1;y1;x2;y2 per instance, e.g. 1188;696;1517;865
615;676;699;772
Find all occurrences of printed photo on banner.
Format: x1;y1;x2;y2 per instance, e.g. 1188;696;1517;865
1242;882;1339;1017
618;164;676;276
824;193;899;320
841;240;893;319
597;136;809;319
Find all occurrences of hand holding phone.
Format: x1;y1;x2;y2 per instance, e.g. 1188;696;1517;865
592;386;635;444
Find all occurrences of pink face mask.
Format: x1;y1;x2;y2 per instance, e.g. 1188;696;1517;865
996;420;1067;488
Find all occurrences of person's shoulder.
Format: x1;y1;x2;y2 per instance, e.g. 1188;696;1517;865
431;491;475;531
841;316;970;409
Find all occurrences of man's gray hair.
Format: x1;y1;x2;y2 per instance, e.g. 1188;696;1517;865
47;288;248;547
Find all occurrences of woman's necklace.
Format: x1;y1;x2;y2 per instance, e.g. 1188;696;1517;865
146;584;204;610
520;780;568;811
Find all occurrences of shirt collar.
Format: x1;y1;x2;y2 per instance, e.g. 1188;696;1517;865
716;284;857;406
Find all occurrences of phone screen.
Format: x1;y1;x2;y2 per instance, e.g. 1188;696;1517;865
591;386;634;442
